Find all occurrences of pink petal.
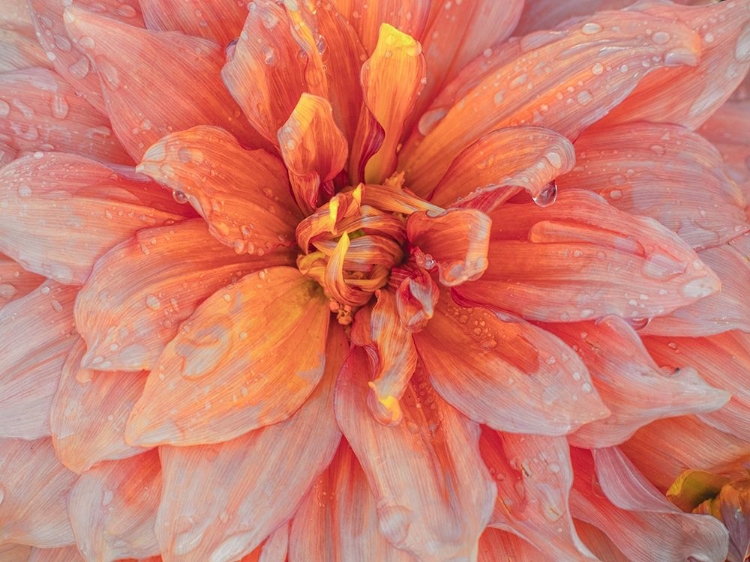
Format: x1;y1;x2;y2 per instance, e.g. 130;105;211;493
557;122;748;250
0;153;185;285
140;0;248;46
400;7;702;196
63;7;263;160
0;142;16;167
415;294;609;435
478;528;555;562
644;331;750;441
28;546;82;562
0;68;131;164
573;521;631;562
137;126;301;255
50;338;149;473
0;0;53;73
75;219;291;372
514;0;637;35
480;429;597;561
68;451;161;562
0;253;44;309
155;326;344;562
547;316;729;448
0;438;76;547
334;348;496;561
456;190;721;323
0;281;77;440
239;524;288;562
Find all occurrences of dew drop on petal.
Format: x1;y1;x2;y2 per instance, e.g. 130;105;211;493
172;190;188;204
533;181;558;207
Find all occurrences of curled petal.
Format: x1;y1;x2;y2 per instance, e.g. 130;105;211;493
68;451;161;562
400;8;702;196
140;0;248;45
415;295;609;435
137;126;301;254
407;208;491;286
558;122;748;250
547;316;729;448
63;7;262;160
75;219;292;372
698;100;750;199
394;265;439;331
0;438;76;547
156;326;344;562
126;267;330;446
430;127;575;211
0;153;185;285
457;190;721;323
0;253;44;309
573;521;631;562
0;282;77;439
335;350;496;562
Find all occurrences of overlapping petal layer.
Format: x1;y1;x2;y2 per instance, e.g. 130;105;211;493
140;0;248;45
0;253;43;308
0;0;52;73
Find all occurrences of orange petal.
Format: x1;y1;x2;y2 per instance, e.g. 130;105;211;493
278;94;349;215
0;253;44;308
558;122;748;250
358;24;425;184
239;524;288;562
478;528;555;562
393;264;439;331
0;543;32;562
546;316;729;448
137;126;301;254
457;190;721;323
570;447;730;562
29;0;144;114
334;349;496;561
644;331;750;441
620;415;750;491
0;0;53;73
600;0;750;130
28;546;83;562
0;153;185;285
406;208;491;286
641;243;750;336
429;127;575;210
480;429;597;561
0;438;76;547
400;8;702;196
63;6;263;160
68;451;161;562
330;0;430;54
289;443;413;562
139;0;248;46
415;295;609;435
50;338;149;473
75;219;291;372
0;68;131;163
0;281;77;440
126;267;330;446
155;325;344;561
573;520;631;562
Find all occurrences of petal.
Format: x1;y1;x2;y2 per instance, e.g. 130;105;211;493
600;0;750;130
429;126;575;210
50;338;149;473
480;429;597;561
0;543;32;562
643;331;750;441
140;0;248;46
68;451;160;562
0;438;76;547
620;415;750;491
573;520;631;562
29;0;144;114
393;264;439;331
560;122;748;250
514;0;636;35
478;528;555;562
570;447;730;562
0;141;16;166
0;281;77;439
75;219;292;372
456;190;721;323
28;547;83;562
126;266;330;446
0;0;52;73
288;443;413;562
137;126;301;254
357;24;425;184
240;524;288;562
546;316;729;448
0;68;131;163
641;243;750;336
0;152;185;285
63;7;263;160
415;295;609;435
406;208;491;286
698;99;750;198
334;349;496;562
278;94;349;215
155;325;344;562
0;253;44;308
400;8;702;196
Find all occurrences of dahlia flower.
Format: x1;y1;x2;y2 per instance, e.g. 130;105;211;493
1;0;750;560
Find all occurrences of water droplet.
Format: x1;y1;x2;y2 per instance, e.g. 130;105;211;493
378;505;412;546
664;48;698;67
18;185;32;198
174;320;234;379
97;59;121;90
172;191;188;204
609;189;623;200
115;4;137;18
102;489;114;506
79;36;95;50
418;107;447;136
581;22;602;35
68;56;91;79
651;31;671;45
145;294;161;310
577;90;594;105
533;181;558;207
545;151;562;169
262;44;277;65
591;62;604;75
177;147;204;164
626;317;651;330
51;95;69;119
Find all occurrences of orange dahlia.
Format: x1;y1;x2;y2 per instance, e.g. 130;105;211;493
1;0;750;560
